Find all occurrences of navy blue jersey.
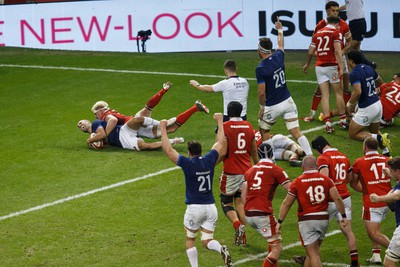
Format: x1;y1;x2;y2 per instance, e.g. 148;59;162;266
255;49;291;106
177;149;219;205
349;64;379;108
91;120;122;147
393;182;400;227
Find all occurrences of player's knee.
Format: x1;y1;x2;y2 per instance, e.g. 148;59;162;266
285;120;299;131
186;229;198;239
220;194;235;214
258;119;272;131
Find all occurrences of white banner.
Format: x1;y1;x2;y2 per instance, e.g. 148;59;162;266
0;0;399;52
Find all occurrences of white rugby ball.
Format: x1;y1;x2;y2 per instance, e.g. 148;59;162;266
89;133;104;149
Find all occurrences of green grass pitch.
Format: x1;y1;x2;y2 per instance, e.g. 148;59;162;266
0;47;399;266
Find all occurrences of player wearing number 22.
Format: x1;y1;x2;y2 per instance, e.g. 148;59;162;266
304;16;345;134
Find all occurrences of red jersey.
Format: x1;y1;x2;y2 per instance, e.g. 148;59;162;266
288;170;335;218
101;109;133;125
379;81;400;120
254;130;262;148
317;148;351;199
311;25;342;66
314;18;350;49
244;158;290;214
223;119;255;175
352;151;391;208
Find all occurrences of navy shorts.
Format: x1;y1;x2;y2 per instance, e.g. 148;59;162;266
349;18;366;41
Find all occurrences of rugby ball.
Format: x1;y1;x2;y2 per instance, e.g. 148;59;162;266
89;133;104;149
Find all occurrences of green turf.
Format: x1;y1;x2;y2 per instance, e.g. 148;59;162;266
0;47;399;266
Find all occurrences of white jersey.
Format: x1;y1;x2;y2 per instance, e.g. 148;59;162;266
345;0;365;21
213;76;249;117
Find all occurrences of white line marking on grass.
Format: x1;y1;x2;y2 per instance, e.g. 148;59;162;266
0;166;180;221
0;64;317;84
231;230;342;266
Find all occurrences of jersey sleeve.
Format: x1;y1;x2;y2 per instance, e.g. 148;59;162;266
274;166;290;186
177;154;188;168
255;66;266;84
316;155;329;171
212;79;227;92
349;69;360;85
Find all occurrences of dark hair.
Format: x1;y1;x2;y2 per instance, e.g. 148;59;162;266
326;16;340;25
311;136;331;154
258;37;273;51
325;1;339;10
347;50;363;64
388;157;400;171
227;101;243;118
258;143;274;159
364;137;379;150
224;60;237;73
188;141;202;156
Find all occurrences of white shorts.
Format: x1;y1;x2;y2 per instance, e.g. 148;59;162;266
137;124;157;139
184;204;218;232
220;173;244;195
245;214;281;243
119;124;143;151
262;97;298;124
328;197;352;221
352;101;382;126
386;226;400;263
315;65;340;85
271;134;295;150
298;219;329;246
362;206;389;222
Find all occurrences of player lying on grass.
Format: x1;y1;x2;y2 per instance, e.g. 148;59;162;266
78;100;210;150
254;131;305;167
77;118;184;151
376;73;400;128
91;82;208;136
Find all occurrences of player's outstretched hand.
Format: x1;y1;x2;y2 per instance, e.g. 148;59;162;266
189;80;200;87
275;16;282;30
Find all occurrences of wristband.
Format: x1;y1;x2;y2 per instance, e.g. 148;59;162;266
341;213;347;219
277;219;283;224
260;104;265;109
277;29;283;34
197;83;201;87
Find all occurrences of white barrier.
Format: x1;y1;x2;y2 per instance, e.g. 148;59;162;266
0;0;399;52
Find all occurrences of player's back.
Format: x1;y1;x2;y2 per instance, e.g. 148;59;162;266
317;148;351;198
178;150;218;205
289;170;334;217
380;81;400;114
223;119;255;175
314;19;350;48
244;159;289;214
101;109;133;125
353;153;391;207
312;26;341;66
349;64;379;108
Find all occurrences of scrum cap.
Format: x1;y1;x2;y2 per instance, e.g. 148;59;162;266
258;143;274;159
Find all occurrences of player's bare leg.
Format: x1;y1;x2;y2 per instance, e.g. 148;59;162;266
304;240;323;267
338;220;359;266
319;82;333;133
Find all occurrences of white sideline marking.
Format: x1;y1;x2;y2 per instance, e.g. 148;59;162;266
0;64;317;84
231;230;346;266
0;166;179;221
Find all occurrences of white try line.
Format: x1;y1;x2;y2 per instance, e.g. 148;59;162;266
0;64;317;84
0;166;180;221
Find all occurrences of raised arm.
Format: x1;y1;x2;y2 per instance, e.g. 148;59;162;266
213;113;227;164
275;17;284;51
189;80;214;92
160;120;179;164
